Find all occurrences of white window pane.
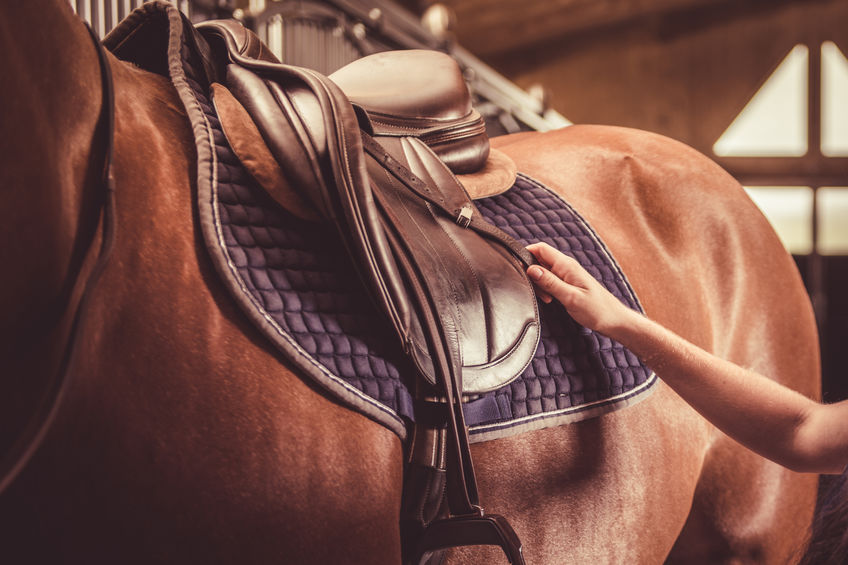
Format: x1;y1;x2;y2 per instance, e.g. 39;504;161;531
745;186;813;254
818;187;848;255
267;15;284;61
714;45;808;157
822;42;848;157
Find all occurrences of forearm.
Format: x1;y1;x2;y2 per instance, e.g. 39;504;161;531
524;242;846;473
609;309;847;474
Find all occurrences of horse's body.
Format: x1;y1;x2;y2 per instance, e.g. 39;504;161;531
0;2;820;563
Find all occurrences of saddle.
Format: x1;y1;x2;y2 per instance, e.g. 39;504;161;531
185;17;539;564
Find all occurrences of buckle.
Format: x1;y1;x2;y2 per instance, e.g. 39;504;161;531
456;204;473;228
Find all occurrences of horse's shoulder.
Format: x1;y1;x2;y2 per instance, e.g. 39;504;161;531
111;55;187;117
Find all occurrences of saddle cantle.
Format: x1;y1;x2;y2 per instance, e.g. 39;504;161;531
329;49;489;175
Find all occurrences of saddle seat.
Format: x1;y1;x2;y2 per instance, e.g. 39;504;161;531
329;50;489;175
199;21;494;179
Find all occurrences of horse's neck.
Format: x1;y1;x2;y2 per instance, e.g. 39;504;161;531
1;0;104;140
0;1;107;432
0;0;105;321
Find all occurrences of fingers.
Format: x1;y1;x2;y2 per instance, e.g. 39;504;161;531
526;242;603;307
527;243;566;303
527;263;581;307
526;255;609;332
526;243;557;302
525;242;630;334
526;242;557;269
527;242;591;285
526;265;553;303
527;242;581;280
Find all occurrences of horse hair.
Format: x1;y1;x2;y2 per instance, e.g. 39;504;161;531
798;469;848;565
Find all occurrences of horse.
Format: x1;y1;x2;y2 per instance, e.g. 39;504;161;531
0;1;821;563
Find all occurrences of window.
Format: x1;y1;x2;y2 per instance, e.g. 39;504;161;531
714;41;848;256
744;186;813;254
714;45;808;157
818;187;848;255
822;41;848;156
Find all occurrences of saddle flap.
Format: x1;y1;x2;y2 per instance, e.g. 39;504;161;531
367;136;540;393
210;82;319;221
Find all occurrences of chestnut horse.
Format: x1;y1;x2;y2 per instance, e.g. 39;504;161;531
0;1;820;563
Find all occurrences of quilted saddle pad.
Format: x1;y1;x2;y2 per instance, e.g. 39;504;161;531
107;2;657;443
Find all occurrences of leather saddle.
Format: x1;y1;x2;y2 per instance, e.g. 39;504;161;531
195;19;537;564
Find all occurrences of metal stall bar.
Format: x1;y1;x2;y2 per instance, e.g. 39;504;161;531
71;0;192;36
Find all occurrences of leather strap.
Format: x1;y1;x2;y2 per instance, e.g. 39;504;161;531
361;133;536;269
0;23;117;495
365;132;527;565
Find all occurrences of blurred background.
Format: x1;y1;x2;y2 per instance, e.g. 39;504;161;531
72;0;847;404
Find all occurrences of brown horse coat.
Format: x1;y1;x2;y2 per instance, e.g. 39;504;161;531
0;2;819;563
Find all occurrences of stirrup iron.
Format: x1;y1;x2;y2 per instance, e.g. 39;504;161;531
411;511;525;565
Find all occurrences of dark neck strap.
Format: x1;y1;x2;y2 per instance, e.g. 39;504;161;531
0;23;117;496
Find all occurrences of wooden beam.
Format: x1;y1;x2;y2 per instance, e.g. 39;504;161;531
427;0;816;57
715;157;848;187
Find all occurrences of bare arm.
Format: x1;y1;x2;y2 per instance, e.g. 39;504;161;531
526;242;848;474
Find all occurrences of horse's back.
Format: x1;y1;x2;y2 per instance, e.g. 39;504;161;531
493;125;819;563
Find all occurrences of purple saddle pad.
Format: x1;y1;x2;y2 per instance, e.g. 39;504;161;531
208;162;658;442
109;3;657;442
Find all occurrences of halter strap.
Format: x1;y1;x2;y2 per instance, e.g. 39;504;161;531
0;23;117;495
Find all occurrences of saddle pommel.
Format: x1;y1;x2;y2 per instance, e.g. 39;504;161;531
330;50;489;175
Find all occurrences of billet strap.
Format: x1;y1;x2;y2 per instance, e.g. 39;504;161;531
0;23;117;495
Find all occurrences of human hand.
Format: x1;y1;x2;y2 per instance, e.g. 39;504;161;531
526;242;633;335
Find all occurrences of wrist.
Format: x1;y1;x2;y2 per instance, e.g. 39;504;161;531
602;306;645;345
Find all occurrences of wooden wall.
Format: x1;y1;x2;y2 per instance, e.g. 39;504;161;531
412;0;846;157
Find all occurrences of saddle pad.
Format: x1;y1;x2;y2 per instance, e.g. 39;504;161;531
106;2;657;443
